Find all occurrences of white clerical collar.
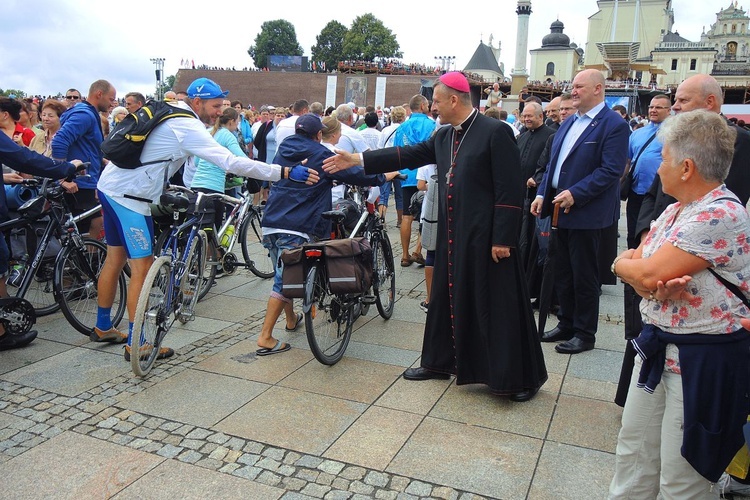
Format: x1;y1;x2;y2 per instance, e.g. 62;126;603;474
453;109;477;131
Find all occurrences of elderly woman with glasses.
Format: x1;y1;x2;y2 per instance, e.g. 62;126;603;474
608;110;750;498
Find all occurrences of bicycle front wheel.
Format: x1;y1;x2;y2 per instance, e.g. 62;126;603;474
54;238;127;335
132;256;171;377
303;263;354;365
240;210;274;278
372;231;396;319
10;257;60;316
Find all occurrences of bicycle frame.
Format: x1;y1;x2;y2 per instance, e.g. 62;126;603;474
157;204;208;327
0;182;90;299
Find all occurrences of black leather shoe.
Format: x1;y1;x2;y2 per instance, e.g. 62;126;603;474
555;337;595;354
403;367;451;381
509;387;539;402
541;326;574;343
0;330;37;351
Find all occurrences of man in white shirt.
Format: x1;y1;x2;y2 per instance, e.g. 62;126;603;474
95;78;319;361
331;103;371;201
274;99;309;146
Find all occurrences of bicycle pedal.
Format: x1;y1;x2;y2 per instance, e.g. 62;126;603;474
361;295;376;305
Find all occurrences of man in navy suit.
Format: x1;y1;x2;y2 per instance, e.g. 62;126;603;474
530;69;630;354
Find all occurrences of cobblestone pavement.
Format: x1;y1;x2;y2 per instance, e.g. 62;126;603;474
0;214;629;499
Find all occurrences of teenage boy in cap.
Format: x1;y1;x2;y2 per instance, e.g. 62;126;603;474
323;72;547;401
96;78;319;362
256;114;398;355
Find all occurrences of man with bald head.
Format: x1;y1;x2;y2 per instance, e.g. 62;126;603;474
544;96;562;130
636;74;750;241
531;69;630;354
518;102;556;267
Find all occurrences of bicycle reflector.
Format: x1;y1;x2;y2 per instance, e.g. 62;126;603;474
304;248;323;258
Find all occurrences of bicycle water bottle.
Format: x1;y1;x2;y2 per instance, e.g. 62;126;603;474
220;224;235;248
8;254;27;288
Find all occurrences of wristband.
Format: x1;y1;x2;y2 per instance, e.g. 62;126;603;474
611;256;624;279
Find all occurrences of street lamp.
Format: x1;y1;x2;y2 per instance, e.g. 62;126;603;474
433;56;456;73
150;57;165;100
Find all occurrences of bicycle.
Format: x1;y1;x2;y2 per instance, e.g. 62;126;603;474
131;190;219;376
154;181;273;302
215;178;274;280
1;175;127;335
301;183;397;365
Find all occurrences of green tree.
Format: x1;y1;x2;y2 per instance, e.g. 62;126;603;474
342;14;402;61
158;75;175;98
248;20;303;69
1;89;27;98
311;21;348;71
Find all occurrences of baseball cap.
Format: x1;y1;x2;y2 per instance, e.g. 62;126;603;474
186;77;229;99
295;113;324;135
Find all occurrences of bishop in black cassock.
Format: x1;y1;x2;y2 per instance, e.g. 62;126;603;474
324;73;547;401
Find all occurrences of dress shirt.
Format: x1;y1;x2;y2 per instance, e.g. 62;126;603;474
551;101;606;189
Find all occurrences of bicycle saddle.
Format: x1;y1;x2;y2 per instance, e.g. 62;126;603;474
159;192;190;212
321;209;347;224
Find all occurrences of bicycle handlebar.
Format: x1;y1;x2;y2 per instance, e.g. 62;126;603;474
194;191;242;213
165;184;195;195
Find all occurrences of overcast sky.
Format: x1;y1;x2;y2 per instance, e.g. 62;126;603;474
3;0;716;98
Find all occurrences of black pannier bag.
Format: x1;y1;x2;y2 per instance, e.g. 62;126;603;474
280;246;306;298
323;237;372;295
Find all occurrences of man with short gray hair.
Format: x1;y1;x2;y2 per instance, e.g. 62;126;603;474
636;74;750;239
331;103;371;202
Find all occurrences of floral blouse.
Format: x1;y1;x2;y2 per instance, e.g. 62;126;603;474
640;186;750;373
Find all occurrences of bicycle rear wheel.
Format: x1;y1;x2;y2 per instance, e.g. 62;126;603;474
240;210;274;278
197;232;217;302
177;231;205;323
54;238;127;335
157;228;215;302
131;256;171;377
303;263;354;365
372;231;396;319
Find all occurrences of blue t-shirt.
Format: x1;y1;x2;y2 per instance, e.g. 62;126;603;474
628;122;663;195
393;113;436;187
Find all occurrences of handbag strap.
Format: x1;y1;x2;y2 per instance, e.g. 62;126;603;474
708;268;750;309
702;195;750;308
627;131;658;176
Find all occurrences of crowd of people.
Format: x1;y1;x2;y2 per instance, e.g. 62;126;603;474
3;69;750;496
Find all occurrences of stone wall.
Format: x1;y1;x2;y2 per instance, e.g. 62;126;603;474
173;69;430;109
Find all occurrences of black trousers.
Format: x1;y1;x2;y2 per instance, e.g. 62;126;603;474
554;227;601;343
616;192;647;406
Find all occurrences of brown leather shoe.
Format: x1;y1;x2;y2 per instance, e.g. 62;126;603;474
124;345;175;361
91;327;127;343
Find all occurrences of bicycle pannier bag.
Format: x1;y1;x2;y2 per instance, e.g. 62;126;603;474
280;246;306;298
324;237;373;295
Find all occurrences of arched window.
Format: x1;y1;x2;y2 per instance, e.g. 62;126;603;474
546;62;555;76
